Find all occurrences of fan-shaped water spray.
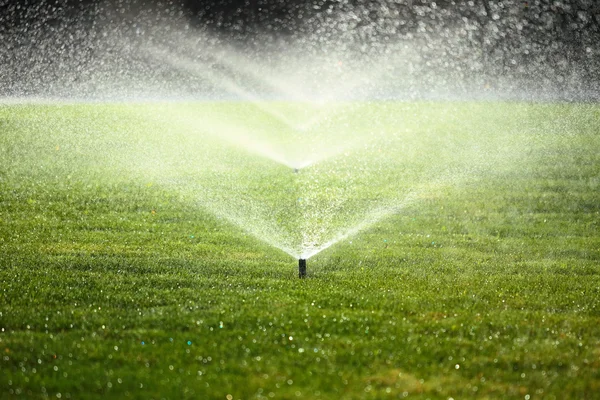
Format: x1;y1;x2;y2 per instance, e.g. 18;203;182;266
2;0;598;278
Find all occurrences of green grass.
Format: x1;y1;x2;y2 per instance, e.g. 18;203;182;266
1;101;599;399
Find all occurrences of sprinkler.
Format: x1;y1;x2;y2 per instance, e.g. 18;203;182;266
298;259;307;278
294;168;299;173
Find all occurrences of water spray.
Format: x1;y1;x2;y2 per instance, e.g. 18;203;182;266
298;259;306;278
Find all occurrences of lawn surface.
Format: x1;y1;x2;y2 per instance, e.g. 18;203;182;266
1;101;599;399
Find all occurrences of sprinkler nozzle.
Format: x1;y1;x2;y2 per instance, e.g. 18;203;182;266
294;168;299;173
299;259;306;278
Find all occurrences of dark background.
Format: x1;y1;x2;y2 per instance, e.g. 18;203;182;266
3;0;599;37
1;0;599;99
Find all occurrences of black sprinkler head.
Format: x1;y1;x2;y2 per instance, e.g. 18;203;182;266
294;168;299;173
299;259;307;278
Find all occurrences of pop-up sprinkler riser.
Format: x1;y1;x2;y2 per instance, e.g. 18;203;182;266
299;259;306;278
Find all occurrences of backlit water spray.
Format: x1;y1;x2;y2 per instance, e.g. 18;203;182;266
2;1;598;277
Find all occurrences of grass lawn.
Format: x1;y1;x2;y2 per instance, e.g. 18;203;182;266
1;101;599;399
